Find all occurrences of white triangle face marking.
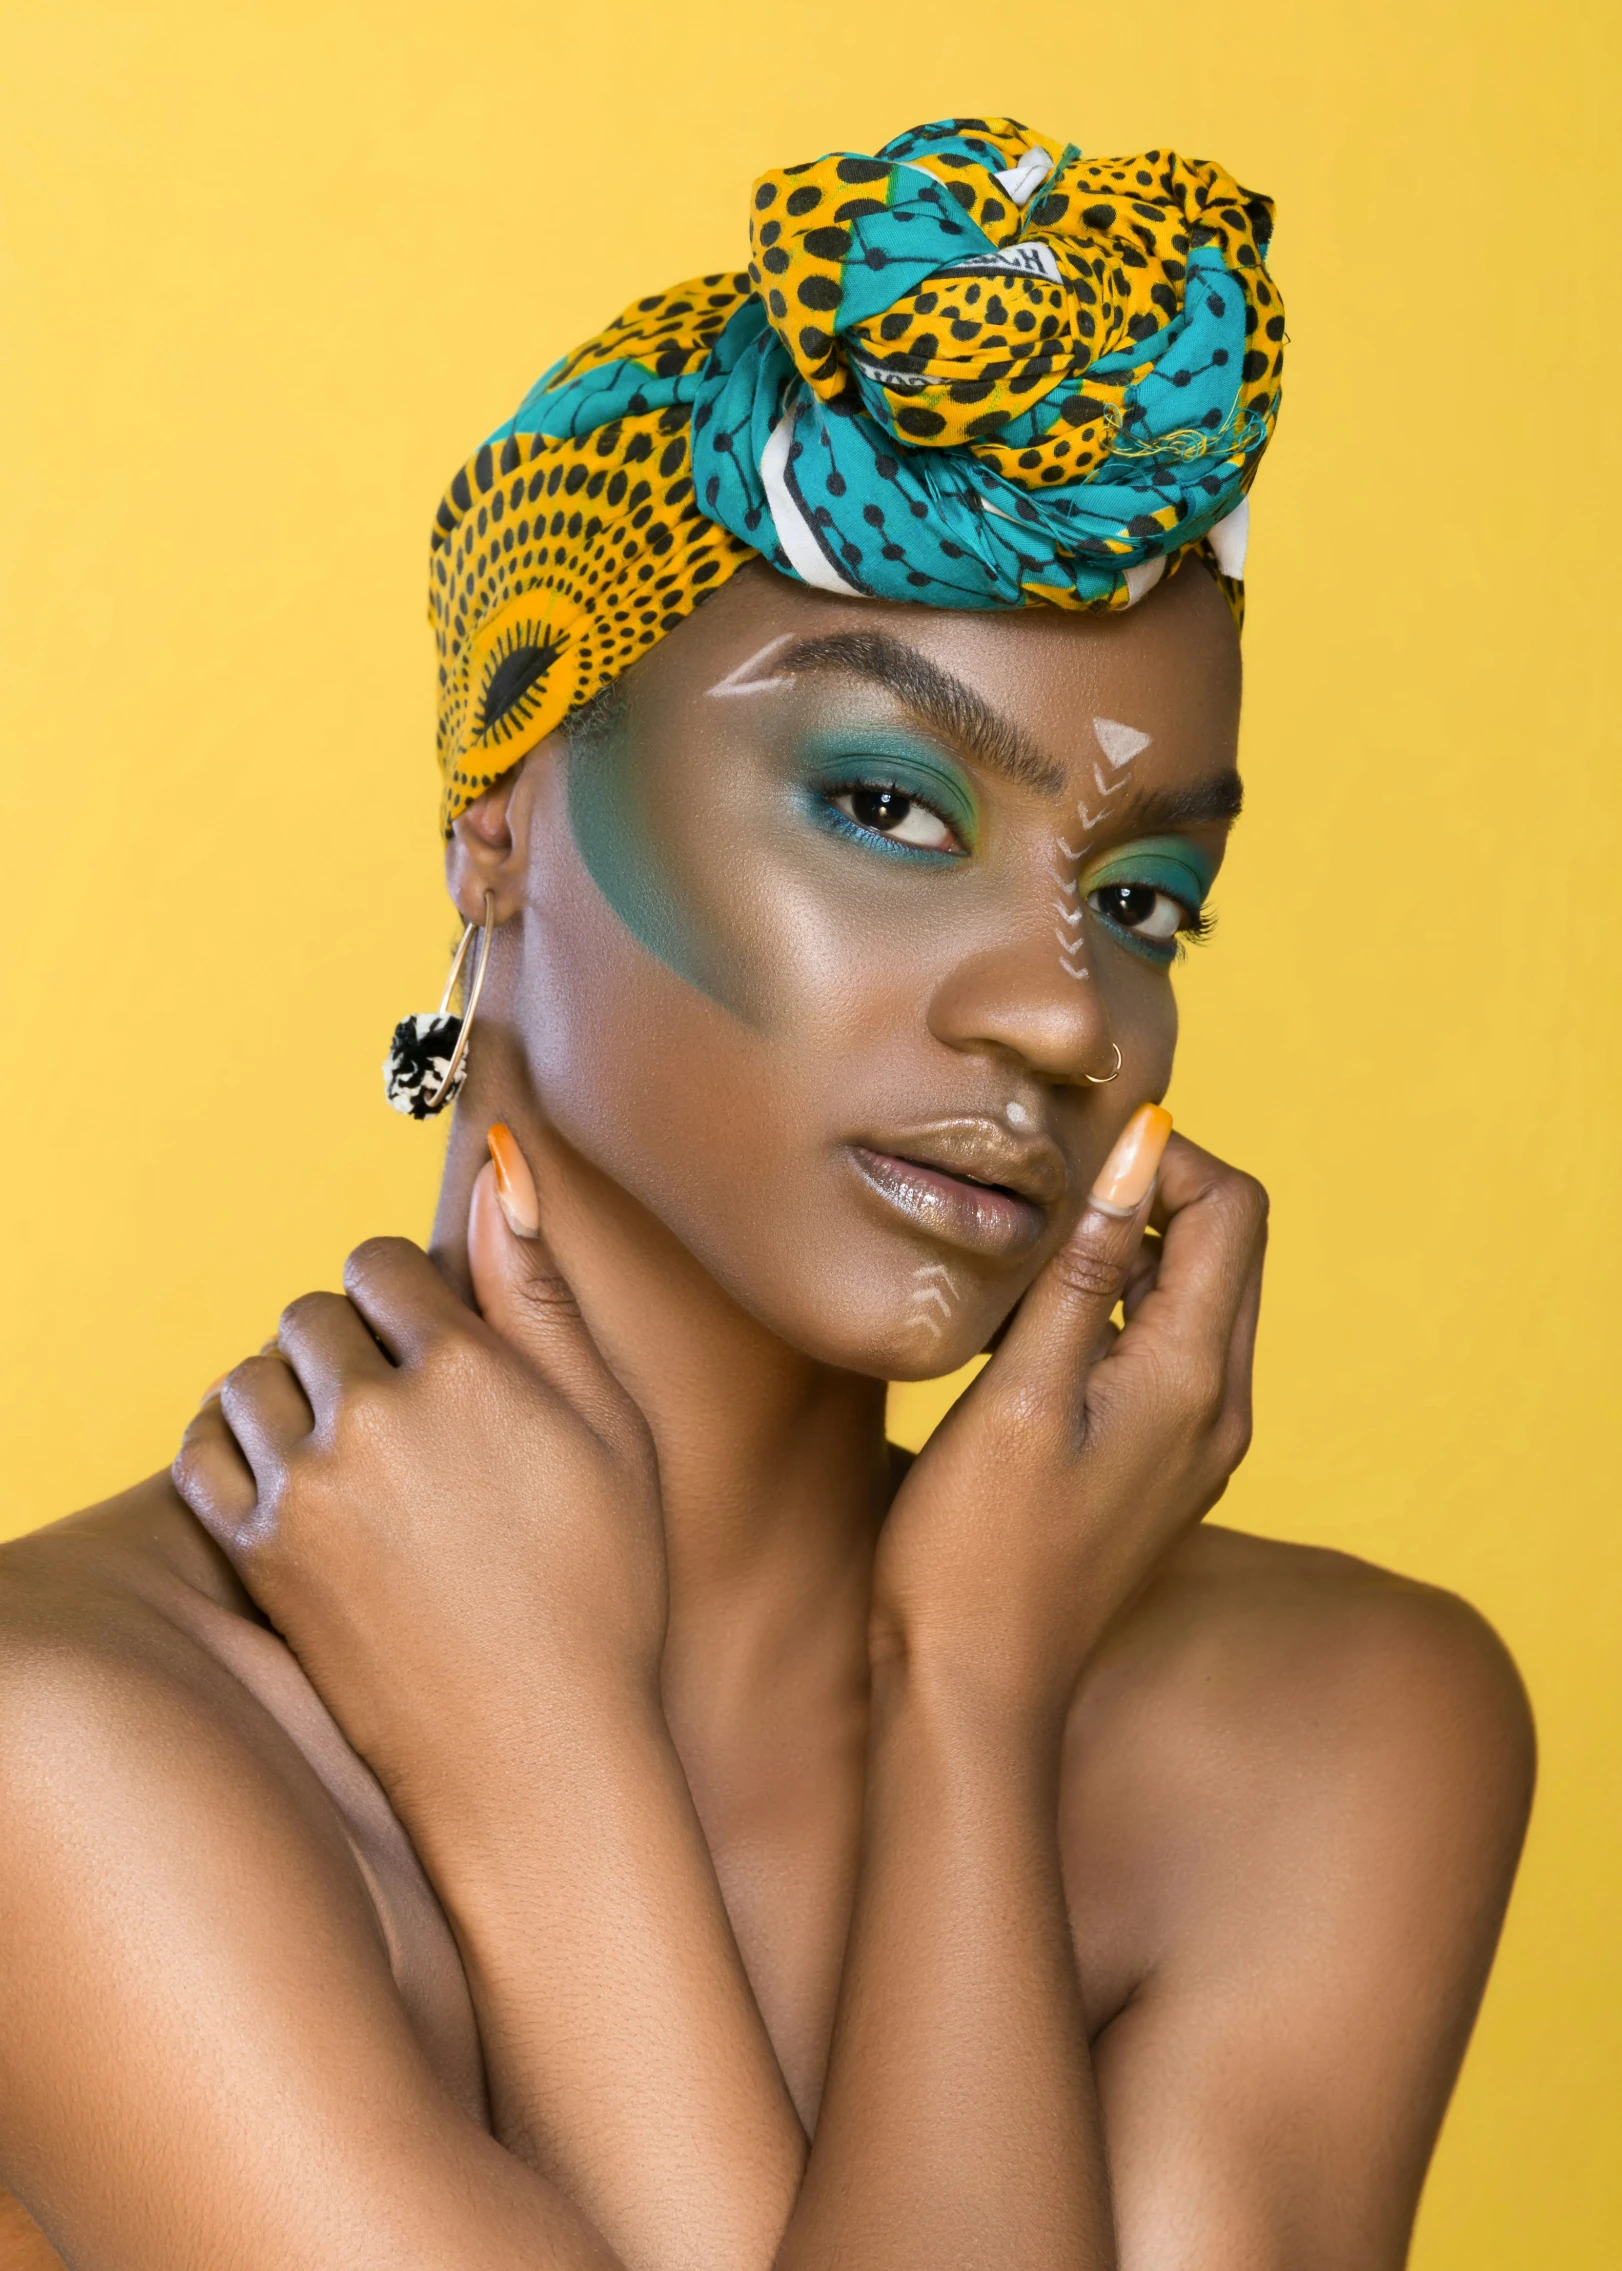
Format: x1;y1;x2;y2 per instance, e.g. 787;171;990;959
1092;717;1153;768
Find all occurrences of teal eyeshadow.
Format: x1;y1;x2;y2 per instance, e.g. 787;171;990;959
1081;834;1216;912
794;727;979;855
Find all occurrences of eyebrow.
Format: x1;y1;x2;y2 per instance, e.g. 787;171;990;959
1102;771;1245;836
772;630;1068;797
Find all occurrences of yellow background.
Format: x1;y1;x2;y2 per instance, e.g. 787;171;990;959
2;2;1615;2259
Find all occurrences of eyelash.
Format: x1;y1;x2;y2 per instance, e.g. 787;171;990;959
814;778;967;859
811;780;1216;957
1091;894;1215;966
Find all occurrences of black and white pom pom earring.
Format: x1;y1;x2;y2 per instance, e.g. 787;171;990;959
382;891;496;1119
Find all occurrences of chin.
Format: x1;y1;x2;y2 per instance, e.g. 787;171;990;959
735;1240;1011;1383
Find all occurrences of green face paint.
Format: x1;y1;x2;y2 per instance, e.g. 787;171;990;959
565;704;747;1014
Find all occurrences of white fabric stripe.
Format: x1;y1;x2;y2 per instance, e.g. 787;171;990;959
1123;554;1167;605
760;403;863;598
992;146;1053;206
1206;495;1250;579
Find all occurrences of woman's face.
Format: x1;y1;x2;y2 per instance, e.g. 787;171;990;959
499;559;1241;1378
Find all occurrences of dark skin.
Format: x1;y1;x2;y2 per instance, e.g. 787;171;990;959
0;560;1533;2271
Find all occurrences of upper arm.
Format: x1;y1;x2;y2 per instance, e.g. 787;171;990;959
0;1598;612;2271
1090;1577;1533;2271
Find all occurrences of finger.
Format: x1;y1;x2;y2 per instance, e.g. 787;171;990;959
1220;1230;1267;1432
342;1235;469;1365
470;1127;632;1429
217;1350;314;1485
172;1396;257;1540
1106;1135;1268;1380
986;1103;1173;1421
1120;1228;1163;1324
274;1289;392;1426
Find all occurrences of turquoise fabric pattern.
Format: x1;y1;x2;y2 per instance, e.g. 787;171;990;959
501;116;1283;615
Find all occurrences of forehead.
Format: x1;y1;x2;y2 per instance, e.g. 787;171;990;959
631;557;1243;789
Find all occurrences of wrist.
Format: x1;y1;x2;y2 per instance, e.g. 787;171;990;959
868;1582;1104;1750
384;1674;674;1881
866;1633;1072;1790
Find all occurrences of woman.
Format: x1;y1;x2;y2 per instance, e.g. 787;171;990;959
0;117;1531;2270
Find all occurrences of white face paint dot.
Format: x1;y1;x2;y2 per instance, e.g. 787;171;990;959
1006;1100;1031;1127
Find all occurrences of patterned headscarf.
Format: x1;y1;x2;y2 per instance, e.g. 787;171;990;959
431;116;1282;830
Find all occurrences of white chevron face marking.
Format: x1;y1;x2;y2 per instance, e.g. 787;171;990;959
1052;723;1149;979
905;1259;961;1342
1092;717;1152;767
707;633;799;697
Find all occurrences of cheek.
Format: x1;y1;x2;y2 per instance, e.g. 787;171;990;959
515;800;1012;1372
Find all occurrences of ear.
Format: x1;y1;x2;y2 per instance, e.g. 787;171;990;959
444;757;538;926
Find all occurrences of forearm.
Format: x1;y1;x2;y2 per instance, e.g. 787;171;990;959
777;1662;1113;2271
410;1685;805;2271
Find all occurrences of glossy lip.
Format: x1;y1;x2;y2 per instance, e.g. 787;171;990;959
845;1118;1067;1261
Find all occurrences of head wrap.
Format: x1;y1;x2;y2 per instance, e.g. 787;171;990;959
431;115;1282;830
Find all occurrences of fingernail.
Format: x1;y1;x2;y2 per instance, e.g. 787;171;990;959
200;1372;229;1403
487;1122;541;1239
1088;1104;1173;1220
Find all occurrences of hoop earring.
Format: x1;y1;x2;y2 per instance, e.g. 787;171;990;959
382;891;496;1119
1084;1041;1123;1087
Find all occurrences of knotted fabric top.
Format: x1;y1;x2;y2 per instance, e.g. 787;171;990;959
430;116;1283;829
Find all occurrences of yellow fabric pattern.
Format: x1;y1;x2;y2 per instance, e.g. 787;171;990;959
430;116;1281;832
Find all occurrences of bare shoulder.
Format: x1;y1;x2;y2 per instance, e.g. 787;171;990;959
1101;1520;1533;1797
1064;1521;1534;2026
0;1484;494;2263
0;1473;376;1897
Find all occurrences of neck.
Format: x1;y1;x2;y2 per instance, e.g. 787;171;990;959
431;1067;892;1710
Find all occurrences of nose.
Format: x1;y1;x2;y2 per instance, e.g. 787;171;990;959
926;931;1114;1085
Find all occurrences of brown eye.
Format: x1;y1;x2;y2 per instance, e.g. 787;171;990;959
1088;882;1184;942
834;786;956;851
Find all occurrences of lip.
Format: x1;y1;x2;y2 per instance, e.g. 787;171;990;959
846;1118;1066;1260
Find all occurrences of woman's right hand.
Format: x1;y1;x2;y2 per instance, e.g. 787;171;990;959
872;1111;1269;1737
172;1128;669;1830
173;1135;808;2270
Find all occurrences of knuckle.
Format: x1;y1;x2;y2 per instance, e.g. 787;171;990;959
277;1289;331;1340
1052;1241;1129;1306
515;1269;583;1326
1212;1167;1270;1239
343;1234;420;1290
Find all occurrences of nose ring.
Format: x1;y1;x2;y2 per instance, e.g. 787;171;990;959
1085;1041;1123;1087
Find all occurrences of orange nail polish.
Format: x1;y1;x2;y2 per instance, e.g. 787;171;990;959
487;1122;541;1238
200;1372;229;1403
1088;1104;1173;1219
